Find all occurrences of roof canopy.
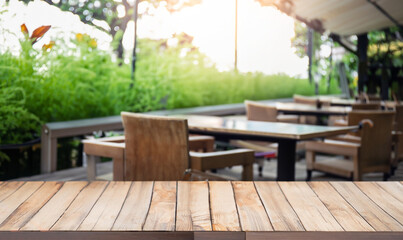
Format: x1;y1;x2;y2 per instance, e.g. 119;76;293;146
259;0;403;36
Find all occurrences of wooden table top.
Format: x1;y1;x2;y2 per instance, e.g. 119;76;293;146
184;115;357;140
274;102;352;115
0;181;402;239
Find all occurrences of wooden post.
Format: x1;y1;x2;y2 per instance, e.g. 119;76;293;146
357;33;368;94
41;125;57;173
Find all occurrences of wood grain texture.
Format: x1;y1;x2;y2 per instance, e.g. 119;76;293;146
254;182;304;231
376;182;403;202
186;115;357;141
21;181;88;231
279;182;343;231
355;182;403;224
112;181;154;231
309;182;374;231
331;182;403;231
51;181;108;230
0;182;25;202
209;181;241;231
176;181;212;231
232;181;273;231
122;112;189;180
1;181;402;235
0;182;43;226
0;182;63;231
143;181;177;231
79;181;131;231
0;232;194;240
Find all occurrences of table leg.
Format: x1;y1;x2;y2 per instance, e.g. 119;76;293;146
277;139;296;181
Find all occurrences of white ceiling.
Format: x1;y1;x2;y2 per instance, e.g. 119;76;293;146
259;0;403;36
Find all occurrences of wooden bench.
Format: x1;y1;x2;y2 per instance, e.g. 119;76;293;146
41;116;123;173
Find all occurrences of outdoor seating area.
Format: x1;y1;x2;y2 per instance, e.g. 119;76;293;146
1;0;403;239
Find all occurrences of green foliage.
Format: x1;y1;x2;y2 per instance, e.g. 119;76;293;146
1;31;339;144
0;86;41;145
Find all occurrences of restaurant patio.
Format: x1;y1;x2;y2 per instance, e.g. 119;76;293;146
0;0;403;239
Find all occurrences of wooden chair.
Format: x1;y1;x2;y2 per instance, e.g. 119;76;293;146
306;111;395;181
245;100;299;123
351;102;381;110
231;100;301;177
83;112;254;181
332;103;381;126
355;92;381;103
392;105;403;174
293;94;319;124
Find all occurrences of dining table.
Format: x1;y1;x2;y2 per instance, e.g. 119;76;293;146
0;181;402;240
273;102;351;117
184;115;357;180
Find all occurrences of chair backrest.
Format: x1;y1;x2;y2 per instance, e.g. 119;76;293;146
347;111;394;172
245;100;277;122
121;112;189;180
355;92;381;103
293;94;317;105
351;103;381;110
394;105;403;132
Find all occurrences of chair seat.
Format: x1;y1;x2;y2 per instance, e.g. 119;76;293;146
325;134;361;144
313;157;354;179
306;139;359;156
230;140;277;152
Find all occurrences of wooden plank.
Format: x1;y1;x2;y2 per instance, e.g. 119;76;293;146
0;182;25;202
309;182;374;231
279;182;343;231
355;182;403;224
232;182;272;231
331;182;403;231
0;182;43;225
0;232;194;240
209;181;241;231
112;181;154;231
78;181;131;231
51;181;108;230
0;182;63;231
143;181;177;231
21;182;88;231
195;232;245;240
176;181;212;231
376;182;403;202
246;232;403;240
254;182;304;231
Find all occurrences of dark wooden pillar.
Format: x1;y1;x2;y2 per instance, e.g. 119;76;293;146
357;34;368;93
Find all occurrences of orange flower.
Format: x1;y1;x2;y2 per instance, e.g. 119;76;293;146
42;41;55;51
21;24;29;36
20;24;51;45
31;25;51;44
